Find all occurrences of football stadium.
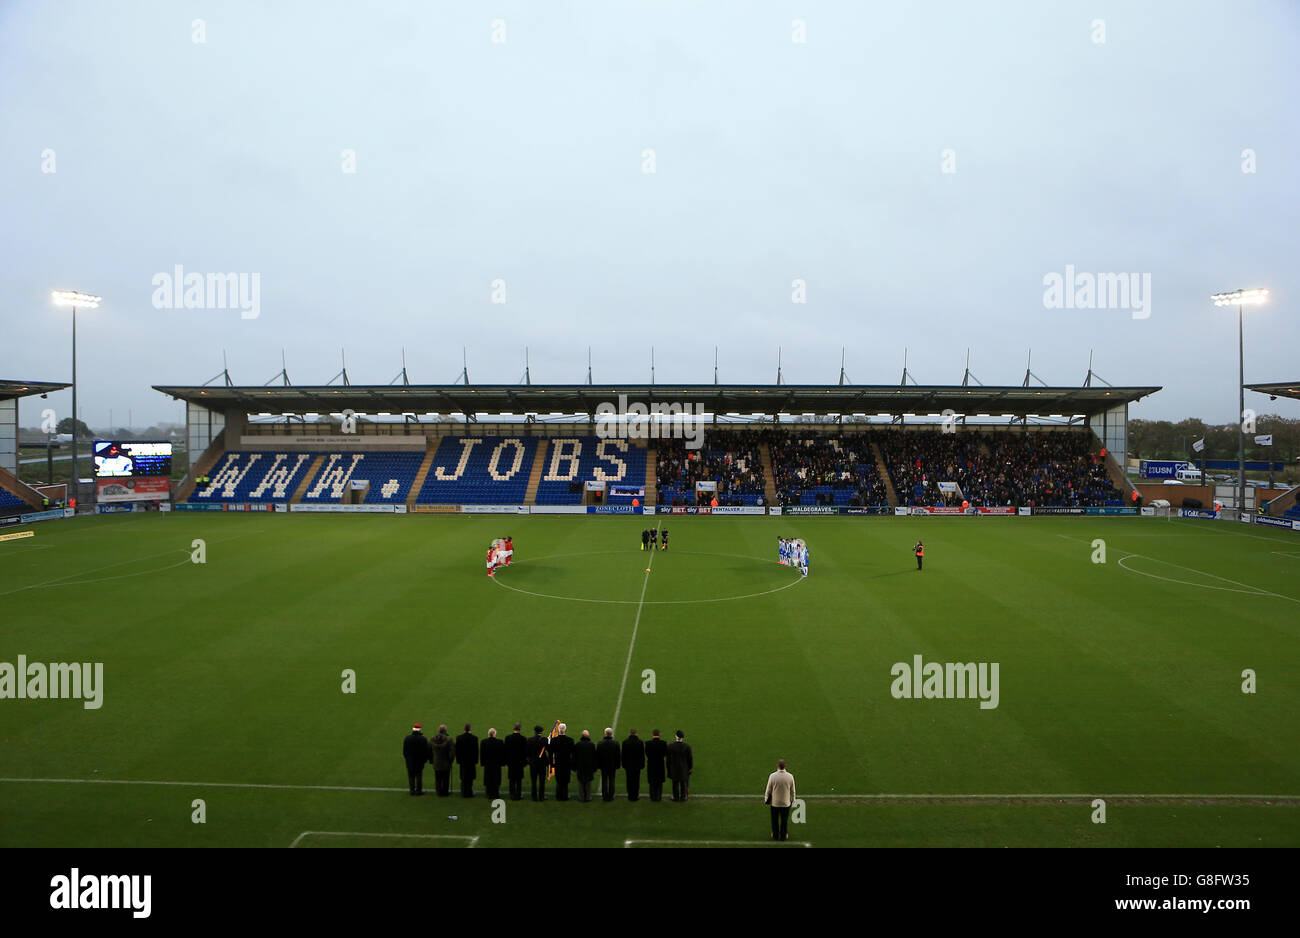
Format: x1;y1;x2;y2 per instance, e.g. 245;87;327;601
2;379;1298;853
3;0;1298;919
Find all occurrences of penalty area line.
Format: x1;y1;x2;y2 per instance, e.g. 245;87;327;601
290;831;478;848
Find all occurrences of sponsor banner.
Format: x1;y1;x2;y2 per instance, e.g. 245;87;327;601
174;502;225;511
587;505;643;514
1140;507;1155;517
0;530;35;542
937;482;959;495
709;506;766;515
159;503;172;513
1256;515;1294;530
395;505;408;514
584;480;606;492
609;485;645;497
768;507;782;516
1238;513;1253;524
975;507;1016;515
894;507;909;517
96;477;171;503
458;504;525;515
1083;507;1137;516
659;506;705;514
1179;509;1219;520
290;503;403;513
19;509;66;524
1032;507;1085;515
911;506;964;515
96;504;138;513
1018;507;1032;516
0;516;19;525
784;506;842;516
845;507;893;516
529;505;586;515
412;505;461;513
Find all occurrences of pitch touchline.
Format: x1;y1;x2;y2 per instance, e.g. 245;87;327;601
1;779;1295;805
611;518;661;734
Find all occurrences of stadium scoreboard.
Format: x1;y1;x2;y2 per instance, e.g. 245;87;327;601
94;441;173;478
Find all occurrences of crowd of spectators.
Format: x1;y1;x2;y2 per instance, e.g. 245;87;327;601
655;430;769;506
769;435;888;506
651;428;1122;509
877;430;1123;507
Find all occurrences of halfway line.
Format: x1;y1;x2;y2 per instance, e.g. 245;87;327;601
611;517;660;733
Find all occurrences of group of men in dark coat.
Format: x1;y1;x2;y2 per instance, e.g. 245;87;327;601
404;722;693;802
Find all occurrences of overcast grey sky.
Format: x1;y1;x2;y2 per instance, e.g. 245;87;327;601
2;0;1296;429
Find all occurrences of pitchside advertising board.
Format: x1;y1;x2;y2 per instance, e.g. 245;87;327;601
656;506;765;515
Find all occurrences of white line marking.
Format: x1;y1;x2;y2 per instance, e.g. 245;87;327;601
1;779;1293;804
491;549;803;605
1117;554;1300;604
0;528;265;596
611;519;660;734
625;838;813;847
290;831;478;848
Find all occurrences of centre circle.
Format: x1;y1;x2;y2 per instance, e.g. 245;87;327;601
491;549;805;605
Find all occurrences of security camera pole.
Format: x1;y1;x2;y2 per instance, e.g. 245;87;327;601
52;290;102;506
1211;288;1267;514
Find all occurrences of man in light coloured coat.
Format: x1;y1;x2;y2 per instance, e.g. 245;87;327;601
764;759;797;841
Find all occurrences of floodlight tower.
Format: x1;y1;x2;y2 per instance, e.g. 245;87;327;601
52;290;102;504
1211;288;1268;512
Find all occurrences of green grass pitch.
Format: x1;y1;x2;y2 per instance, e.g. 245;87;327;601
1;512;1297;848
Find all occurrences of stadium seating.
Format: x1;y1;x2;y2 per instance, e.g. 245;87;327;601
0;484;28;513
298;452;425;504
769;434;887;506
188;451;317;502
532;437;647;505
416;436;540;505
656;432;768;506
875;430;1121;508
